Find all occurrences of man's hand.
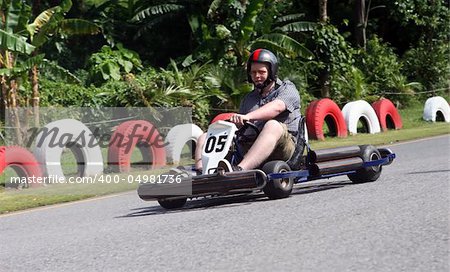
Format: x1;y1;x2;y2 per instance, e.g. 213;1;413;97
230;114;250;127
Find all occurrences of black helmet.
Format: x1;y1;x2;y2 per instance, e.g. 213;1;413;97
246;48;278;83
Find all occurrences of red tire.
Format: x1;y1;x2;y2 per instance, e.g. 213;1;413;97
305;98;348;140
210;112;236;124
107;120;166;172
372;99;403;131
0;146;43;188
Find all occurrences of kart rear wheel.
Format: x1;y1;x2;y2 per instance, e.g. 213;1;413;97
347;145;382;183
262;161;294;199
158;198;187;209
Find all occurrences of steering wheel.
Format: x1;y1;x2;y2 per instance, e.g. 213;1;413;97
235;121;261;143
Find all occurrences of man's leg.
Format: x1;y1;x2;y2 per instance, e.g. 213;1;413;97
237;120;284;170
194;132;207;170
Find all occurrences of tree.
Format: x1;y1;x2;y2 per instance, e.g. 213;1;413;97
318;0;330;98
0;0;99;143
26;0;99;125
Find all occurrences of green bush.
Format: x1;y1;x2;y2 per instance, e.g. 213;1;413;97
356;36;418;107
310;23;356;103
402;40;450;97
87;44;143;86
39;79;106;107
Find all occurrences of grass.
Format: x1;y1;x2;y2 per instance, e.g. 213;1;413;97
0;102;449;214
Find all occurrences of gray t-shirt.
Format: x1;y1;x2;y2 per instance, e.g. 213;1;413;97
239;78;301;135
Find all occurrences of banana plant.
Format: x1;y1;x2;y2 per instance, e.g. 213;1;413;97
0;0;99;141
184;1;316;108
0;0;36;143
26;0;99;125
188;1;315;66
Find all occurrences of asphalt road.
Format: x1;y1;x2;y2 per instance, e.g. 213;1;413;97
1;135;449;272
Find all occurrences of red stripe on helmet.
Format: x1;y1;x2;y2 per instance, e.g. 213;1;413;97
252;49;262;61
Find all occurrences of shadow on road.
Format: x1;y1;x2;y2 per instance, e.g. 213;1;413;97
407;169;450;175
118;180;353;218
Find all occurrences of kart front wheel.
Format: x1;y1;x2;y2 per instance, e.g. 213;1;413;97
158;198;187;209
347;145;382;183
262;161;294;199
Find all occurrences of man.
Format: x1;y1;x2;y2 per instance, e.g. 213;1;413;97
195;48;301;172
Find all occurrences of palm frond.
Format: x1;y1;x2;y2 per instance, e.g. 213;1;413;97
274;22;317;33
239;0;265;44
30;7;59;34
0;29;35;54
0;54;44;76
131;4;183;22
253;33;314;60
207;0;223;18
275;13;305;24
133;14;172;39
164;84;191;96
4;0;23;32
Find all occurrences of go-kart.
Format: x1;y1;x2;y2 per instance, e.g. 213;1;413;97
137;117;396;209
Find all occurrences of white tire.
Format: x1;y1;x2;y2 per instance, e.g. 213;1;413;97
165;123;204;165
423;96;450;122
33;119;104;180
342;100;381;134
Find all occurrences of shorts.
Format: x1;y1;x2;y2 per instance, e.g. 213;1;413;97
237;123;296;162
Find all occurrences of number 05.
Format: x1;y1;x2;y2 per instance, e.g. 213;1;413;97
204;135;228;153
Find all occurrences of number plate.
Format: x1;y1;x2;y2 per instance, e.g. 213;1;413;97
201;121;237;174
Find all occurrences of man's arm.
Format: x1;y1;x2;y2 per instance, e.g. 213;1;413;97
231;99;286;126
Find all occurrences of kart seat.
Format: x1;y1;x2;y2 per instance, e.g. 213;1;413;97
287;115;307;170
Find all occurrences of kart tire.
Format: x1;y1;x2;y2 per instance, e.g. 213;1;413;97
210;112;236;124
165;124;203;165
305;98;347;140
347;145;382;183
158;198;187;209
342;100;381;135
1;146;43;188
372;99;403;131
423;96;450;122
108;120;166;172
262;160;294;199
33;119;103;179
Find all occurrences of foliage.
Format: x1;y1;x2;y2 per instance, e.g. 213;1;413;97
186;0;314;67
355;36;419;106
333;66;374;104
402;40;449;96
2;0;447;122
181;1;316;110
310;23;356;101
389;0;449;41
94;62;227;128
38;78;105;107
87;43;143;85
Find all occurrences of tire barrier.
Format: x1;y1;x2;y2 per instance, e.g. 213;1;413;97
1;145;43;187
372;99;403;131
165;123;204;165
342;100;381;135
305;98;348;140
210;112;236;124
33;119;104;179
423;96;450;122
107;120;166;172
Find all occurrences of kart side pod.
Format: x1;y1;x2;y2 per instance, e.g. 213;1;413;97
308;145;365;176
